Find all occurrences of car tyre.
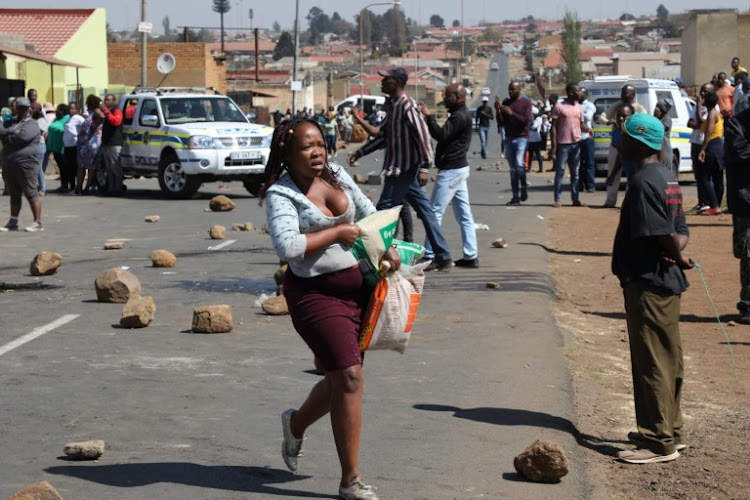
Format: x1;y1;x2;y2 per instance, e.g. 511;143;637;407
158;153;201;199
96;168;109;193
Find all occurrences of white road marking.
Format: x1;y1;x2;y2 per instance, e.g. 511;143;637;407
0;314;79;357
208;239;236;251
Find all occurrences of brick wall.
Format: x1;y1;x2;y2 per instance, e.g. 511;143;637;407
108;43;226;93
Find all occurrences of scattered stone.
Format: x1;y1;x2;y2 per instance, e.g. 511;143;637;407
94;268;142;303
727;320;737;327
151;249;177;267
492;238;508;248
477;166;483;171
30;252;63;276
144;215;160;223
209;224;226;239
367;173;382;185
486;282;500;289
232;223;243;231
243;222;254;231
63;440;105;460
353;174;368;184
274;263;289;286
514;440;569;483
262;295;289;315
120;295;156;328
192;305;233;333
6;481;64;500
209;195;235;212
103;241;125;250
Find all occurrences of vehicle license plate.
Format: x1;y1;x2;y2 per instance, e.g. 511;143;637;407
230;151;262;160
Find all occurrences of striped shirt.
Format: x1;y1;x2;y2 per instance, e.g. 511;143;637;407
357;93;434;177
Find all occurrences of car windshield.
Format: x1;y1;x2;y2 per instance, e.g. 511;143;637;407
160;97;247;124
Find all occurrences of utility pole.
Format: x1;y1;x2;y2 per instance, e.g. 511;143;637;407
141;0;148;87
292;0;300;114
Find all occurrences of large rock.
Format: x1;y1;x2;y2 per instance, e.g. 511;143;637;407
30;252;62;276
192;305;233;333
262;295;289;315
513;440;569;483
209;195;235;212
7;481;64;500
151;249;177;267
94;268;142;303
144;215;160;223
209;224;226;239
120;296;156;328
63;440;105;460
103;241;125;250
492;237;508;248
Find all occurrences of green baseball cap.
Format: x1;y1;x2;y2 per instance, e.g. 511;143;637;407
622;113;663;151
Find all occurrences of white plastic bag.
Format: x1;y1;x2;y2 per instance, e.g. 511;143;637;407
359;262;427;353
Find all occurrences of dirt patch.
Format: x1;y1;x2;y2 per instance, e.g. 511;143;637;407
546;197;750;500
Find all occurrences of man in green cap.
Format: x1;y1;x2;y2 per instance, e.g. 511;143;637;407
612;113;694;464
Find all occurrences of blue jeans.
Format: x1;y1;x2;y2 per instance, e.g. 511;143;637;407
579;137;595;190
423;167;478;260
505;136;528;199
553;143;581;203
37;143;46;193
478;126;489;159
377;171;452;261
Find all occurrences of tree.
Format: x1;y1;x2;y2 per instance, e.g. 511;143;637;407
452;19;460;27
307;7;332;45
212;0;231;52
429;14;445;28
272;21;281;32
273;31;295;61
477;27;502;42
162;15;171;35
619;13;635;21
657;4;669;23
384;7;407;53
561;10;582;85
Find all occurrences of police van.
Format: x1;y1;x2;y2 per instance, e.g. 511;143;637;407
579;76;692;178
111;87;273;198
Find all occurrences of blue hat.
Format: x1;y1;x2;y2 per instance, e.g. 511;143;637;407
674;77;683;84
623;114;663;151
378;67;408;84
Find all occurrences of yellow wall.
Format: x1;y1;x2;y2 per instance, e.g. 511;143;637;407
54;8;109;97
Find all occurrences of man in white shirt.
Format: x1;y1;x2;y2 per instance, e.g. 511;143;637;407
687;83;715;212
60;101;85;193
579;88;597;192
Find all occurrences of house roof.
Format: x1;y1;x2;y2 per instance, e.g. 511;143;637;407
0;43;87;68
0;9;95;56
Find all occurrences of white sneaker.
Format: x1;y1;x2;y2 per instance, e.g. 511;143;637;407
281;408;303;471
24;221;44;232
339;478;379;500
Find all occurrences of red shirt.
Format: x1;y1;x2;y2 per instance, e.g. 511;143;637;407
105;106;124;127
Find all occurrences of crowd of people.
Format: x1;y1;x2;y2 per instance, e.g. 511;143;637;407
0;88;127;231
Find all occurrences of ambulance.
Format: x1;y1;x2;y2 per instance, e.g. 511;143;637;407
579;76;693;178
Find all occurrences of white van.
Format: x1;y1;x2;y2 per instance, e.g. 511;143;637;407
579;76;693;178
335;95;387;116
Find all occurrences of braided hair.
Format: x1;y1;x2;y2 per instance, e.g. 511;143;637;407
259;117;342;201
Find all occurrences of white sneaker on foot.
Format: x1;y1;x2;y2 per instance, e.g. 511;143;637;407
281;408;303;471
339;478;379;500
24;221;44;232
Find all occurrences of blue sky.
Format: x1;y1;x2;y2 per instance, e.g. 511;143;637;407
14;0;750;32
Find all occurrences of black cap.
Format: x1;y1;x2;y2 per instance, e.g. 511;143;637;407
377;67;408;85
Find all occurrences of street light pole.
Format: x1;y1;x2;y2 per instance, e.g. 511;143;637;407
359;0;400;106
141;0;147;87
459;0;464;81
292;0;300;114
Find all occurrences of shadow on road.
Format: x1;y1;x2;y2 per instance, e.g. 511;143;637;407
424;270;557;297
44;463;337;498
584;310;719;323
413;404;625;457
518;242;611;258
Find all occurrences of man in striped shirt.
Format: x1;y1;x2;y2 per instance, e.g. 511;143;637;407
349;67;453;270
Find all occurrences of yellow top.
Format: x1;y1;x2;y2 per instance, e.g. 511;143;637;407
701;112;724;142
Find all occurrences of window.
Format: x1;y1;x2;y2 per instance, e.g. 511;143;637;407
654;90;678;119
122;99;138;126
593;98;620;118
159;97;246;125
139;99;160;127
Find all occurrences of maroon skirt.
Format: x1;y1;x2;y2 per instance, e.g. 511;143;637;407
283;265;370;372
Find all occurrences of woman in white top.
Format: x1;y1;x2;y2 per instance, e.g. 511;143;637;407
60;102;85;193
262;117;399;500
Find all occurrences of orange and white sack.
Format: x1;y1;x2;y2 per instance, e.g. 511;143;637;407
359;262;427;353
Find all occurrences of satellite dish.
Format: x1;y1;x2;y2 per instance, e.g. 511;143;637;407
659;45;670;54
157;53;176;75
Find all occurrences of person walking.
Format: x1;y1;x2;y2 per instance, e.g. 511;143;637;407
695;92;726;215
418;83;479;267
476;96;493;159
349;67;454;271
324;113;339;157
612;113;693;464
262;117;400;500
528;108;545;173
0;97;44;232
61;101;84;193
688;83;715;213
99;93;125;196
496;82;533;205
551;83;590;207
579;88;597;193
76;95;103;195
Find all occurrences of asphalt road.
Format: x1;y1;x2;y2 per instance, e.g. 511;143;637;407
0;125;600;497
471;53;509;109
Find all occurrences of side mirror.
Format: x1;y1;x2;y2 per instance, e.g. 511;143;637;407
141;114;159;127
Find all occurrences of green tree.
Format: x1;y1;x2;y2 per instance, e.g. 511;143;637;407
657;4;669;23
384;7;407;52
273;31;295;61
452;19;460;27
272;21;281;32
477;27;503;42
561;10;582;84
307;7;333;44
162;15;171;35
619;13;635;21
429;14;445;28
212;0;231;52
106;23;117;42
